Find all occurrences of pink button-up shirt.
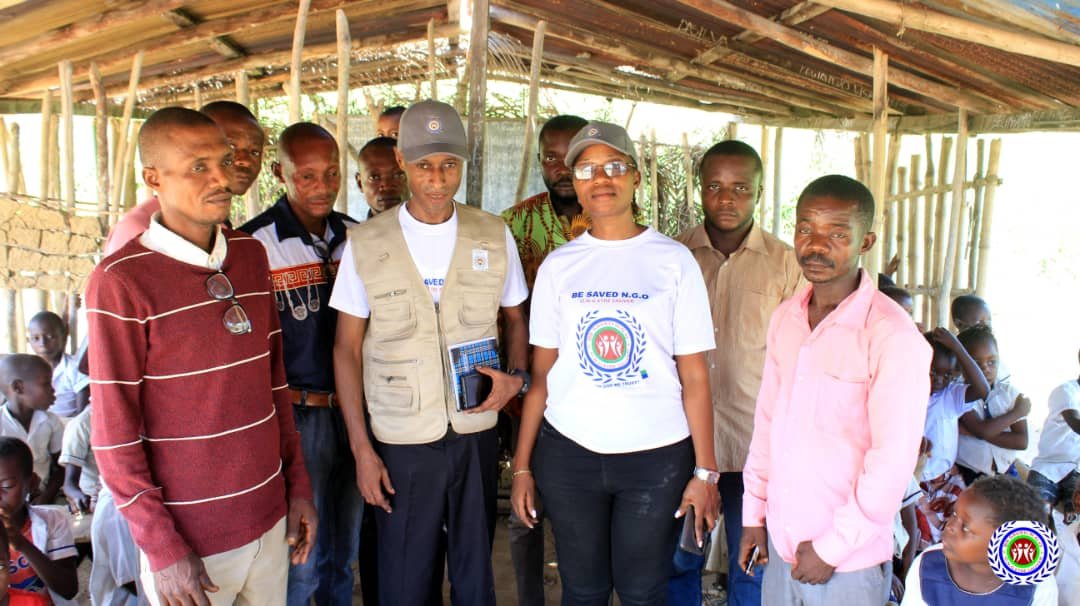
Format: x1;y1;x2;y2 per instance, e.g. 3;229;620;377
743;270;930;572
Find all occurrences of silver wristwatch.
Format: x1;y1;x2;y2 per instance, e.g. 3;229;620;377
693;466;721;485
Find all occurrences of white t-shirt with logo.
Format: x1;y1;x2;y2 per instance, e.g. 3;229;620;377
330;202;528;317
529;228;715;454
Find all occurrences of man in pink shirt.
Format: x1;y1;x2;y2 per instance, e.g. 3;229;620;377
739;175;930;604
104;101;264;255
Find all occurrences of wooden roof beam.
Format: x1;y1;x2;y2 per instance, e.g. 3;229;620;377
959;0;1080;47
672;0;997;111
814;0;1080;68
749;106;1080;133
492;5;854;116
0;0;367;96
165;8;247;60
683;1;831;71
0;0;185;66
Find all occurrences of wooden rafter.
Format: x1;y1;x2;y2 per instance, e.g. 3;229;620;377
165;8;247;60
671;0;999;111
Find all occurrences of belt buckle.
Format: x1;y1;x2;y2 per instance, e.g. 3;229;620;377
327;393;335;408
298;389;309;408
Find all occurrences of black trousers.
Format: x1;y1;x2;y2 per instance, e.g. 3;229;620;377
374;427;498;606
534;420;693;606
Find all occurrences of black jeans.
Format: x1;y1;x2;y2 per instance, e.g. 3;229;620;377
533;420;693;606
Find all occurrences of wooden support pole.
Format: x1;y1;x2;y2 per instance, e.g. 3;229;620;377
932;137;953;291
39;89;53;203
813;0;1080;68
682;132;694;212
89;63;110;223
3;290;15;353
335;9;351;214
122;127;138;210
895;165;907;288
111;52;143;217
975;139;1001;298
937;110;968;327
650;129;659;230
853;135;865;184
465;0;489;208
0;117;8;192
771;127;783;235
759;125;770;228
289;0;313;124
59;60;75;210
967;139;986;291
236;71;251;107
14;293;26;354
726;122;737;140
235;71;259;221
193;85;203;110
428;18;439;100
637;133;651;228
9;123;24;193
48;115;60;200
514;20;545;204
866;48;888;279
907;155;921;291
922;136;936;323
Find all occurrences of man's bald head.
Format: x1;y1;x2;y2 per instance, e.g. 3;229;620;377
139;107;222;168
0;354;51;400
276;122;337;164
199;101;258;126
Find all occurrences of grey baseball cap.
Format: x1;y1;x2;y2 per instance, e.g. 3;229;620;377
398;100;467;163
564;121;638;167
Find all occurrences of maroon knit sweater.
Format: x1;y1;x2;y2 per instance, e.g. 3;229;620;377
87;228;312;572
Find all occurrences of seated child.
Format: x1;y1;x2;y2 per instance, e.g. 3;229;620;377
1027;349;1080;514
58;406;96;514
1052;481;1080;606
25;313;87;420
0;356;63;505
882;285;926;332
0;437;78;603
918;328;990;545
951;294;992;332
902;476;1058;605
955;326;1030;485
0;524;50;605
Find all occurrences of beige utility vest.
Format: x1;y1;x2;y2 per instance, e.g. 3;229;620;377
350;203;508;445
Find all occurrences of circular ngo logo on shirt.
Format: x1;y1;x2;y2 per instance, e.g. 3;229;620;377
576;310;646;385
987;520;1061;585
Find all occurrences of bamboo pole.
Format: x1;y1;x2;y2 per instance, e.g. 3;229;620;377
89;63;110;224
649;128;658;230
465;0;489;208
289;0;313;124
10;123;24;193
335;9;351;214
110;52;143;217
682;132;694;212
967;139;986;291
638;133;651;228
937;110;968;327
932;137;953;289
48;114;59;201
427;18;438;100
14;293;26;354
853;135;865;184
0;117;9;191
866;48;889;278
122;127;138;210
236;71;250;106
922;136;935;323
975;139;1002;298
514;20;546;204
895;165;907;288
907;155;921;291
236;71;259;222
726;122;737;140
193;85;203;110
772;126;783;235
759;125;770;228
3;290;14;352
813;0;1080;68
59;60;75;210
39;89;53;203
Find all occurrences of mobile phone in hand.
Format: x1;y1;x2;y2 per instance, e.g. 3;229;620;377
744;545;761;575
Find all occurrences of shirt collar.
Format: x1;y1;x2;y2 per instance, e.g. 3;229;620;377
270;194;349;250
798;269;876;329
140;212;227;270
683;221;768;256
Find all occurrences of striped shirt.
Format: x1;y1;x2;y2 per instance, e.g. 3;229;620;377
86;217;311;572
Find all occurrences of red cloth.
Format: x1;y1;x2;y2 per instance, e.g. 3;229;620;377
8;588;50;606
86;228;311;571
8;519;45;599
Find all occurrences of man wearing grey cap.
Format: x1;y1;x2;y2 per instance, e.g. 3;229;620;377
330;99;529;606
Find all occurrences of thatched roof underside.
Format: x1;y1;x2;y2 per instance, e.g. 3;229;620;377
3;0;1080;131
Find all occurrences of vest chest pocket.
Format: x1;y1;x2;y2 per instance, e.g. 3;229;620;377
455;269;502;327
366;358;421;416
369;294;416;342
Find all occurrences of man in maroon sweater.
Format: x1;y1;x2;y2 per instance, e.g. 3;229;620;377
86;107;317;606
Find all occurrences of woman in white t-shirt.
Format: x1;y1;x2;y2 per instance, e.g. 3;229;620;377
510;121;719;605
